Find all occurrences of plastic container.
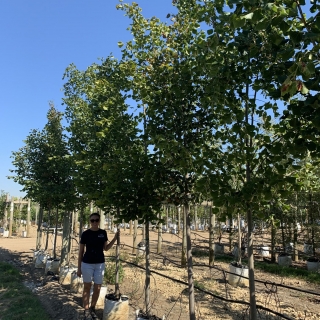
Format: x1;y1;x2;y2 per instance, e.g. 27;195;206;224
307;258;320;272
103;294;129;320
3;230;9;238
91;286;108;308
45;258;60;274
59;266;77;285
228;264;249;287
278;254;292;267
214;243;224;254
258;246;269;257
70;271;83;293
137;242;146;256
21;231;27;237
35;252;49;268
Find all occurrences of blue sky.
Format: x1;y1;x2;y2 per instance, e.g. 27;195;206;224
0;0;175;197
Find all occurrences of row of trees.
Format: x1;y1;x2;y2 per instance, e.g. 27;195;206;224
9;1;320;319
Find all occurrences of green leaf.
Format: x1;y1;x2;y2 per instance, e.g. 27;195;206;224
118;42;124;48
243;12;253;20
301;83;309;94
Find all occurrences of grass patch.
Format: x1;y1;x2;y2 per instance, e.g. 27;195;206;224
0;262;50;320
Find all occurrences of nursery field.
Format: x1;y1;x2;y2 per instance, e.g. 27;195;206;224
1;225;320;320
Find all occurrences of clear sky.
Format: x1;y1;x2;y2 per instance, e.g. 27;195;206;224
0;0;175;198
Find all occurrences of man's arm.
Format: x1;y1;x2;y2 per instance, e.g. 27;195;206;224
77;243;85;277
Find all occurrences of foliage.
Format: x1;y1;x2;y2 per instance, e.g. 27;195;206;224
10;104;75;210
104;257;125;285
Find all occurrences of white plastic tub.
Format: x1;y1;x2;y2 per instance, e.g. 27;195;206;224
90;286;108;308
35;252;49;268
70;271;83;293
59;266;77;285
45;258;60;274
258;246;269;257
103;294;129;320
228;264;249;287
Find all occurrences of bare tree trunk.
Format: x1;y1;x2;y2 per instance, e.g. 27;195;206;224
209;206;215;266
53;207;59;259
194;205;198;231
129;220;133;235
133;219;138;254
27;199;31;237
74;210;79;236
157;212;162;254
166;206;169;231
247;203;257;320
177;206;181;235
145;222;151;315
60;211;72;266
185;203;195;320
270;215;276;263
9;199;14;237
44;209;51;251
79;208;84;242
181;206;187;267
115;209;121;298
36;206;44;250
238;212;242;265
100;209;105;230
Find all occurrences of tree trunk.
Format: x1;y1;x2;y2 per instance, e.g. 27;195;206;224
209;206;214;266
157;213;162;254
44;209;51;251
74;210;79;236
133;219;138;254
270;215;276;263
194;205;198;231
36;206;44;250
115;209;121;298
60;211;72;266
177;206;181;235
129;220;133;235
79;208;84;242
238;212;242;265
166;206;169;231
100;209;105;230
9;199;14;237
185;203;195;320
247;205;257;320
53;207;59;259
181;205;187;267
145;222;151;315
27;199;31;237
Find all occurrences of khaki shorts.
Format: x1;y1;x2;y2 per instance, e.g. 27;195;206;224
81;262;105;284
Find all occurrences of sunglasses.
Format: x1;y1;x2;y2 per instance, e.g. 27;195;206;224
90;219;100;223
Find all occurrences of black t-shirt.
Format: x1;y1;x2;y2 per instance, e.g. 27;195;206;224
80;228;108;264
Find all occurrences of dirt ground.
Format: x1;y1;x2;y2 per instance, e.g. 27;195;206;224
1;226;320;320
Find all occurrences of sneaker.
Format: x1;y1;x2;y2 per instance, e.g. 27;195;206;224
83;310;92;320
89;307;98;319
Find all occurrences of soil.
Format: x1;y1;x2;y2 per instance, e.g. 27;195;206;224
1;226;320;320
